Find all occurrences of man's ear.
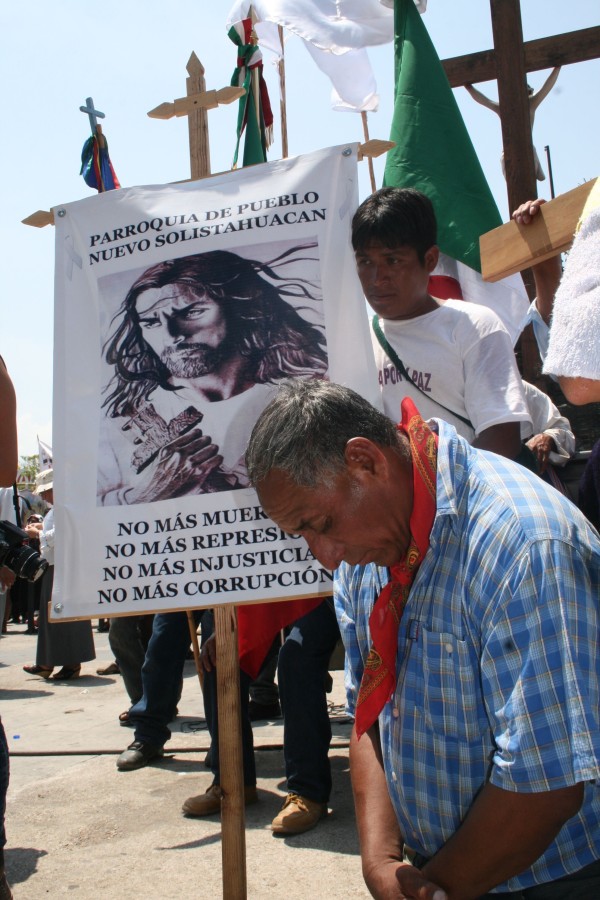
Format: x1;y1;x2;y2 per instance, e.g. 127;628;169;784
344;437;385;475
424;245;440;274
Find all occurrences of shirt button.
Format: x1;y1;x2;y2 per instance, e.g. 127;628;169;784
445;643;453;654
392;771;397;781
392;707;399;718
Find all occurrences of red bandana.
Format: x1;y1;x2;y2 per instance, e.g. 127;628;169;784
355;398;438;739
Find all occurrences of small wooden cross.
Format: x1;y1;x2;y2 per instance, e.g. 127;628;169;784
79;96;105;134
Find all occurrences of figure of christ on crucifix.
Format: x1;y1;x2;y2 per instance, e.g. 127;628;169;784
465;66;560;182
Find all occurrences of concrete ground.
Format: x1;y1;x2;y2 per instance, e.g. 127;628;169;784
0;621;369;899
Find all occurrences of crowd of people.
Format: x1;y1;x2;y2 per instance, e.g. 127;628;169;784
1;180;600;898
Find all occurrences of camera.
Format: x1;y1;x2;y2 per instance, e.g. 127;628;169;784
0;520;48;582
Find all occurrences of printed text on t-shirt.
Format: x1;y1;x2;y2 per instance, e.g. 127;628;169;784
378;365;432;392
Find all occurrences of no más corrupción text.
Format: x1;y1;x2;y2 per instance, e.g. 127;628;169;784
97;505;332;605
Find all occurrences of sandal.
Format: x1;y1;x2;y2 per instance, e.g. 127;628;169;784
52;665;81;680
119;709;133;726
23;664;53;678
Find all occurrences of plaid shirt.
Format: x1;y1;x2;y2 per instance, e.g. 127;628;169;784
335;420;600;892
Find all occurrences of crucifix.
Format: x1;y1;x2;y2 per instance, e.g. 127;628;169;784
441;0;599;214
441;0;599;382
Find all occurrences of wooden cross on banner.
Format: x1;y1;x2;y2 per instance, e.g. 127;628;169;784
441;0;600;214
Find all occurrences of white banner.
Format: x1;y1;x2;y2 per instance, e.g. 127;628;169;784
52;144;378;620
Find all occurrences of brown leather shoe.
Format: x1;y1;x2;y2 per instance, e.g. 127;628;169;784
182;782;258;817
271;792;327;835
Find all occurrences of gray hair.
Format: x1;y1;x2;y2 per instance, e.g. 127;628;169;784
245;379;401;488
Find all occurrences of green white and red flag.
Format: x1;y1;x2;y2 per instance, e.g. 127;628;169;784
228;18;274;168
384;0;528;341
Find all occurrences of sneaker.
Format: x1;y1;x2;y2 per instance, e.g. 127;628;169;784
248;699;282;721
182;783;258;817
116;740;164;771
271;792;327;835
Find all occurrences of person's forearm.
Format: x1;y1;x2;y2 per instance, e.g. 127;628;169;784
531;255;562;325
422;781;584;899
472;422;522;460
350;723;405;892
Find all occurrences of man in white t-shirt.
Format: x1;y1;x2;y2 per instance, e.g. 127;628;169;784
351;188;531;457
98;249;328;505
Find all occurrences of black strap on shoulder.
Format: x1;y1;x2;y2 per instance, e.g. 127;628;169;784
371;315;473;429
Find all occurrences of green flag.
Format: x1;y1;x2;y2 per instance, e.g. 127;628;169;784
384;0;502;272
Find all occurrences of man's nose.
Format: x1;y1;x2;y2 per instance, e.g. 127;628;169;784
372;264;389;287
166;315;185;340
305;533;345;571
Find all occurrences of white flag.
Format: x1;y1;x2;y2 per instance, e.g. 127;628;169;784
226;1;427;113
38;438;53;470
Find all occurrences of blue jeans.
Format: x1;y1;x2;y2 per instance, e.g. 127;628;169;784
0;717;8;849
129;611;202;747
129;610;255;789
278;597;340;804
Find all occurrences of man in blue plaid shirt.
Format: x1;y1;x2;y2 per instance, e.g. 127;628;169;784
246;378;600;900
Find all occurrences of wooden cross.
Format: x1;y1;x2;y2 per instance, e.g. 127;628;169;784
440;0;599;382
440;0;600;216
79;96;105;134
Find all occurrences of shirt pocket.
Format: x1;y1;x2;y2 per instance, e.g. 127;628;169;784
418;627;489;744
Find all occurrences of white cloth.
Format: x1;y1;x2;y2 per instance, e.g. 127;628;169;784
40;507;55;565
372;299;531;441
97;382;277;506
226;1;394;53
544;208;600;381
520;381;575;466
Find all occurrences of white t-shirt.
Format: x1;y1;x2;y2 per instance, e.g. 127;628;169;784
372;299;531;441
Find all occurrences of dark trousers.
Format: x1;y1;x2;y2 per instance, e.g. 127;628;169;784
108;614;154;705
278;597;340;804
201;613;256;788
479;858;600;899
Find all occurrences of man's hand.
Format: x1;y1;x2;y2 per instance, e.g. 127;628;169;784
526;432;557;473
395;865;448;900
129;427;225;503
363;859;447;900
200;633;217;673
512;198;545;226
0;565;16;591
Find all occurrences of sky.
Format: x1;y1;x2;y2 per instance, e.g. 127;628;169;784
2;0;598;459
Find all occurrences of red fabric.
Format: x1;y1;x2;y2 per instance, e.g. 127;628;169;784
237;596;322;679
355;398;438;738
428;273;463;301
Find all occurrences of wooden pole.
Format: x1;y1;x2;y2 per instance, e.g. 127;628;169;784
181;55;247;898
361;112;377;194
278;26;289;159
489;0;540;380
214;605;247;900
